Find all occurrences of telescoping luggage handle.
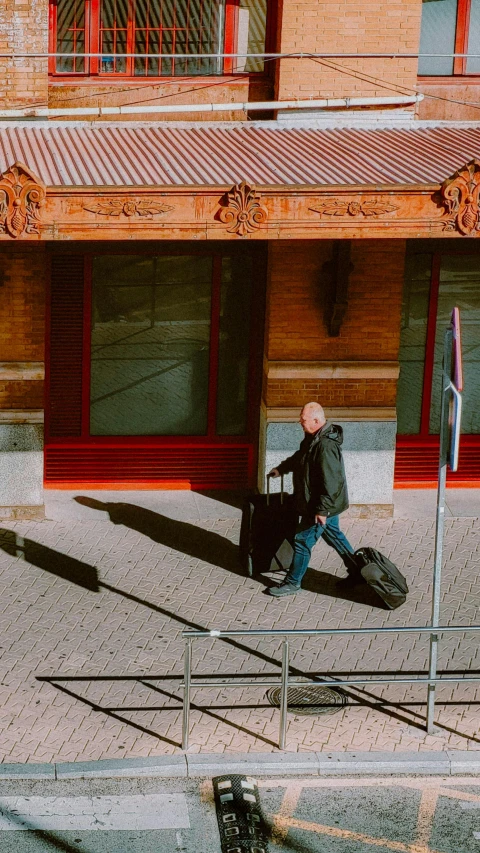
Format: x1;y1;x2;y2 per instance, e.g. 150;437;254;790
267;472;285;506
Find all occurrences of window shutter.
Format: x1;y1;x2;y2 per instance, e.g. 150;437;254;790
48;255;85;438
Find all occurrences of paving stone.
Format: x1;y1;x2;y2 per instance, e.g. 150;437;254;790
0;499;479;762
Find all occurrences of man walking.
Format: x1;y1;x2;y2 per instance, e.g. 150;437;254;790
268;401;357;597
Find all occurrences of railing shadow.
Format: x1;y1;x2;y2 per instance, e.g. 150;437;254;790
1;526;477;746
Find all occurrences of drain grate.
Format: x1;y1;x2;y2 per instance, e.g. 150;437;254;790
266;684;348;716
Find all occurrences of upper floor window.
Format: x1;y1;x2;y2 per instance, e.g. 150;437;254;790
419;0;480;75
49;0;268;77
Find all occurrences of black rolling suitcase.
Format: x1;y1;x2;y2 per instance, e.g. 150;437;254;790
239;474;296;577
354;547;408;610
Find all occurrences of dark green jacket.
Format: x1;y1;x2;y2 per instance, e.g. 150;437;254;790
277;423;349;518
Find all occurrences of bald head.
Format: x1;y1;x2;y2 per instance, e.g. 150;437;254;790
300;402;326;434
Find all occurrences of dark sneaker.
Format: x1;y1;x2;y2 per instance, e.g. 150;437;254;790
267;582;301;597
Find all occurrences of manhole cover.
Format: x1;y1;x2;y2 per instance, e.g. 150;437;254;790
266;684;347;716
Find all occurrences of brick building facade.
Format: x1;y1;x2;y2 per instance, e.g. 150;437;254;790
1;0;479;518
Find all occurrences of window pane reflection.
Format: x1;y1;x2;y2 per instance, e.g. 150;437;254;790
429;255;480;434
467;0;480;72
418;0;457;75
91;255;212;435
397;253;432;434
216;256;254;435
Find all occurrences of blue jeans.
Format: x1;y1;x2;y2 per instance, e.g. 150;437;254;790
286;515;356;587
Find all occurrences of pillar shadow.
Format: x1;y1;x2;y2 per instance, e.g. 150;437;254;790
0;528;99;591
74;497;242;574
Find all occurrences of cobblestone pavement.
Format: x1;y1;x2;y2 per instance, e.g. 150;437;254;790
0;490;479;763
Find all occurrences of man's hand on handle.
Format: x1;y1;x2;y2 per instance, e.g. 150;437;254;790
268;468;281;478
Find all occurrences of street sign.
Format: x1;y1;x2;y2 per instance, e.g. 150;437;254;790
451;306;463;392
448;307;463;473
449;382;462;473
427;306;463;734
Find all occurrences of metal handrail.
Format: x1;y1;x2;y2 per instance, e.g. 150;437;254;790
181;624;480;750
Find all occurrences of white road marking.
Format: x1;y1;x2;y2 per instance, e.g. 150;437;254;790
0;794;190;831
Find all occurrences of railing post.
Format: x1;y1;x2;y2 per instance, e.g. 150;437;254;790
182;637;192;751
279;638;289;750
427;327;452;735
427;633;438;734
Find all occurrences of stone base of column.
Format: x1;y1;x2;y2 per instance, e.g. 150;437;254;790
0;423;44;520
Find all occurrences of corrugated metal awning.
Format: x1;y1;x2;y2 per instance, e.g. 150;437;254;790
0;123;479;187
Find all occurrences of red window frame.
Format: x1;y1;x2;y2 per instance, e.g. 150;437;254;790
418;0;480;78
49;0;269;78
44;245;266;489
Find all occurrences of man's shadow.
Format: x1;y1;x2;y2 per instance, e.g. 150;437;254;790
75;497;385;607
75;496;243;575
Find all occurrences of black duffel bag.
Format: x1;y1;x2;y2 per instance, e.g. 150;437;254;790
354;547;408;610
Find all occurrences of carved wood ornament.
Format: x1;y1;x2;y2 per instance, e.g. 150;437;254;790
218;181;267;236
310;199;399;217
441;160;480;235
83;199;173;218
0;162;46;238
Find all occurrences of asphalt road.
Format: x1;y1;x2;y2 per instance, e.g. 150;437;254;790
0;774;478;852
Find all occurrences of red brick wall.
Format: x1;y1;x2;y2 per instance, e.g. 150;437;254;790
0;245;46;409
275;0;421;102
0;381;43;409
266;378;398;408
0;0;48;109
264;239;405;408
48;77;273;121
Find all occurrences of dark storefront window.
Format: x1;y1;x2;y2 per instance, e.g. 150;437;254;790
216;255;254;435
91;255;212;435
89;249;260;438
398;246;480;437
397;254;432;435
429;255;480;434
46;245;264;488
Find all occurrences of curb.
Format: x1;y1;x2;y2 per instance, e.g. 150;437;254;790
0;751;479;780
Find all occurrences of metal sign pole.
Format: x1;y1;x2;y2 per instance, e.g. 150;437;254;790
426;327;452;734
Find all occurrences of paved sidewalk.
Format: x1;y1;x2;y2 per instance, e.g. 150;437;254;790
0;488;478;764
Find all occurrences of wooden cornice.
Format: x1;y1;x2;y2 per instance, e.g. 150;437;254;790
0;172;477;240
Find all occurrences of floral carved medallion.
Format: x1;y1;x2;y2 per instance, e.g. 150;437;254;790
218;182;267;236
83;199;174;218
310;199;399;217
0;162;46;238
441;160;480;235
